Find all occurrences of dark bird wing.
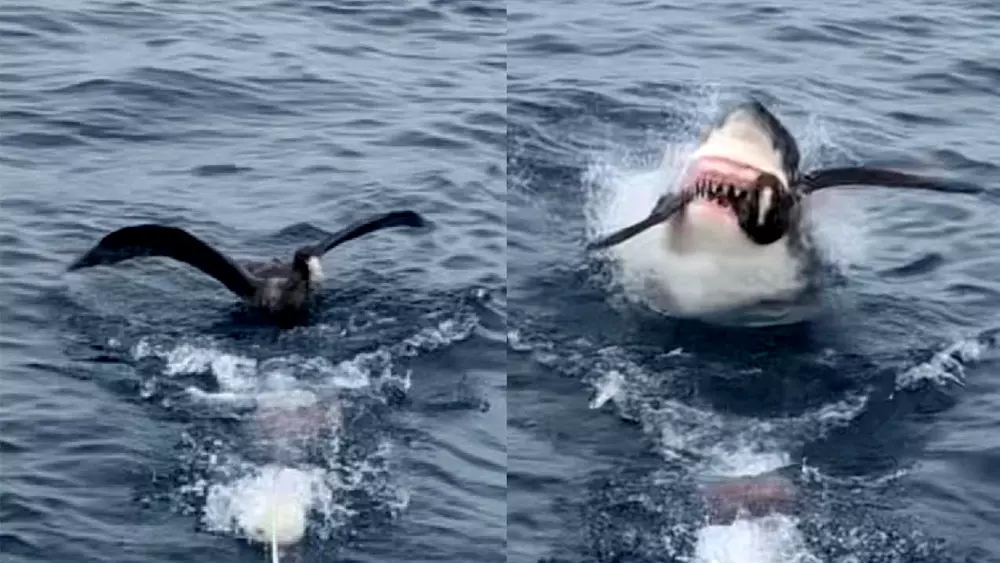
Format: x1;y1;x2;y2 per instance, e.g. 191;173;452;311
800;166;983;195
67;224;258;298
305;210;428;256
586;191;693;250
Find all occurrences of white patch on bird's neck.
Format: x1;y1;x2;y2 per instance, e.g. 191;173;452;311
306;256;324;282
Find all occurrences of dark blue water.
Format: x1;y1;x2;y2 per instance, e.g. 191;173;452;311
508;1;1000;562
1;2;504;562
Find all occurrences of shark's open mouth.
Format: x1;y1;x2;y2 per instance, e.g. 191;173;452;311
681;155;792;245
683;156;779;216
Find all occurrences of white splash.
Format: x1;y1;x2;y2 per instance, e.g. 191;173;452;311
894;329;999;393
692;514;820;563
133;340;260;394
203;464;326;547
129;312;476;552
636;390;868;477
589;369;625;410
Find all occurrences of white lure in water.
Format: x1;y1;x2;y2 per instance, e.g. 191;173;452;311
237;465;312;562
250;497;305;562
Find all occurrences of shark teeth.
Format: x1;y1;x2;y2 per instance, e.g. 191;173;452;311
691;177;751;205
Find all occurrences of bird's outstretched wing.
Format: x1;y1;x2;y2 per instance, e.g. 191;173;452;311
306;210;428;256
799;166;982;195
586;192;693;250
67;224;258;298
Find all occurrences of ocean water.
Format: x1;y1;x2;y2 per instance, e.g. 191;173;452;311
4;1;1000;563
0;1;504;562
508;1;1000;563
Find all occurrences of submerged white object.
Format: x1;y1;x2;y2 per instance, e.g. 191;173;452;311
227;465;314;553
243;495;306;548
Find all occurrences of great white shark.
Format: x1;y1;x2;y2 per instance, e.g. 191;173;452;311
587;100;982;321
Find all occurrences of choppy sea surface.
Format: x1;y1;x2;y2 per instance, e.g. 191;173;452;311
508;1;1000;562
1;1;504;562
5;1;1000;563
